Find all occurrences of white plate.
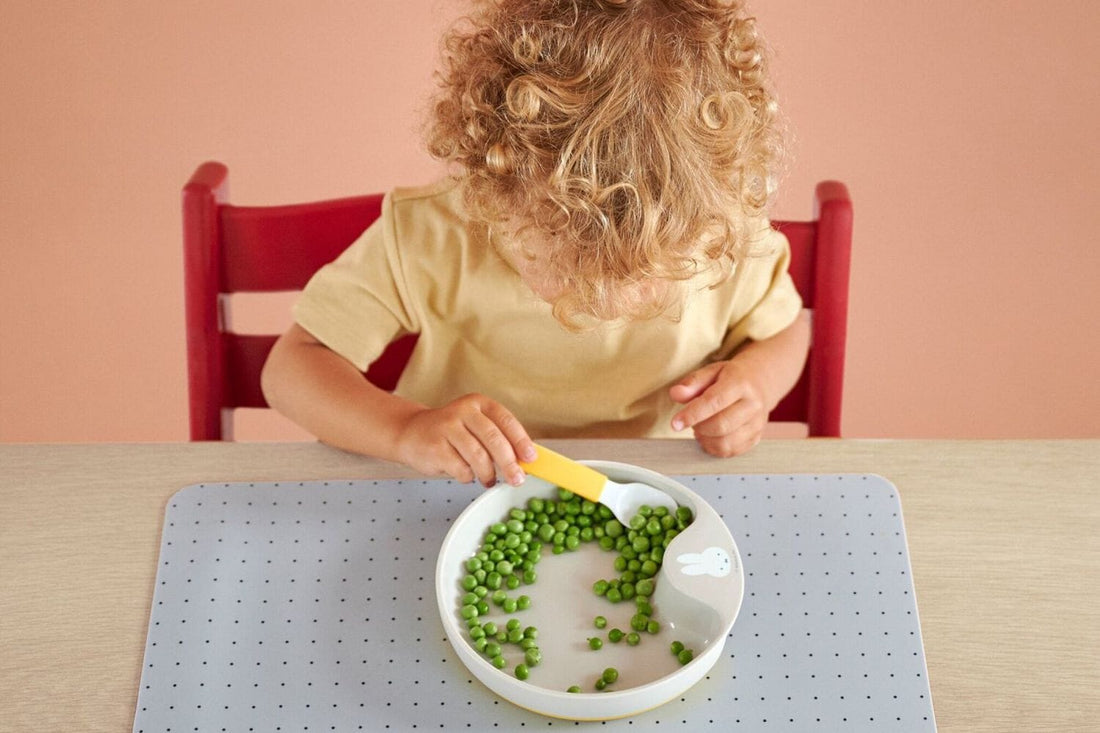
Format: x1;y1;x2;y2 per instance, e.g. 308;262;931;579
435;461;744;720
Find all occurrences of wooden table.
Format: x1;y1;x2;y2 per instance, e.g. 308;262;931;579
2;439;1097;732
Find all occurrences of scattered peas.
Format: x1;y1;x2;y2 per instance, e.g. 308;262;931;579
460;492;695;684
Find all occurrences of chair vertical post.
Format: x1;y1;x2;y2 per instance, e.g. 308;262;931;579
183;162;230;440
807;181;853;437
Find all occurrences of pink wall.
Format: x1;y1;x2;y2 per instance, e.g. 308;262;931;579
2;1;1098;443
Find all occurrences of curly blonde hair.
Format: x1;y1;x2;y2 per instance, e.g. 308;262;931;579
427;0;785;328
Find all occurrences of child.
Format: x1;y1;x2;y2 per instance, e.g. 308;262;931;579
261;0;810;487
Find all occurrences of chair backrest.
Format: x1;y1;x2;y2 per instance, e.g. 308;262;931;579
184;162;851;440
770;180;853;437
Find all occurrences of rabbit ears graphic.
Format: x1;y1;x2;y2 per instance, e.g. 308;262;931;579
676;547;733;578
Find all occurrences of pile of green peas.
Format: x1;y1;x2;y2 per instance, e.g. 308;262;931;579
589;503;694;643
459;489;620;680
458;489;694;689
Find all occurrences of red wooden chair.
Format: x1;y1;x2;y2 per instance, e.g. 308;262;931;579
183;162;851;440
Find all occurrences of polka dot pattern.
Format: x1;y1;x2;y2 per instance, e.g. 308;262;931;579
134;474;934;731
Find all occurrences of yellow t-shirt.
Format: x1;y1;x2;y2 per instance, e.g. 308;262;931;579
293;179;802;439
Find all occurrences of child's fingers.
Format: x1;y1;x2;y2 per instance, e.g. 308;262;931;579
671;378;742;433
472;401;534;486
448;427;498;486
459;396;532;482
668;362;723;405
691;397;758;439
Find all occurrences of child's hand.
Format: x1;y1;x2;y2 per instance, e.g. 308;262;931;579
394;394;537;488
668;359;769;457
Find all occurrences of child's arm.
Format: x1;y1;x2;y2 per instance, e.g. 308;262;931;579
668;310;811;456
261;324;536;486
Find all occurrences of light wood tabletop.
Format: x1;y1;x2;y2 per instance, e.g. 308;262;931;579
1;439;1097;732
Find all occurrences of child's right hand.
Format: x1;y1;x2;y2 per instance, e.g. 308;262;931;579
393;394;537;488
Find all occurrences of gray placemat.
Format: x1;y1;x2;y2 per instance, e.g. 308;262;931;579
133;474;935;731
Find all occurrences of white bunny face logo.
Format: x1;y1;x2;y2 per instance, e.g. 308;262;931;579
676;547;732;578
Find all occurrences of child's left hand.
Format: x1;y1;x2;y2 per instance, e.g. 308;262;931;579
668;359;769;457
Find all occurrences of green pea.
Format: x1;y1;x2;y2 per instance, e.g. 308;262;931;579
506;618;521;631
522;569;537;584
608;628;624;643
505;574;521;590
605;587;622;603
491;589;507;606
595;678;607;691
517;595;531;610
670;641;684;655
523;626;538;639
469;625;485;640
482;622;498;636
592;579;609;596
485;572;502;590
465;557;482;572
515;663;530;680
474;636;488;652
675;506;693;524
520;638;538;650
502;597;518;614
557;488;574;501
626;632;641;646
635;598;653;615
485;641;501;658
588;637;603;650
461;575;478;591
598;536;615;551
524;647;542;667
476;601;489;616
601;667;619;684
594;615;607;629
507;627;524;643
491;522;507;536
605;520;624;538
496;560;514;576
677;648;694;665
647;619;660;634
460;604;478;620
567;686;581;694
630;613;648;632
491;655;506;669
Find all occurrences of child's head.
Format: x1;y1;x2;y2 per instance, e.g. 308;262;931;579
427;0;784;328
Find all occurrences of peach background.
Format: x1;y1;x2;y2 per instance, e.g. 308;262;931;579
1;0;1098;444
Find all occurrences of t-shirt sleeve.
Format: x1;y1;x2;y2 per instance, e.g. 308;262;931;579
723;223;804;346
292;192;418;372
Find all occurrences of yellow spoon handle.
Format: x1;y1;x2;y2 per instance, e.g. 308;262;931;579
519;444;607;504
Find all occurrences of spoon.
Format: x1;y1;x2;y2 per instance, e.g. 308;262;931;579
519;444;678;524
